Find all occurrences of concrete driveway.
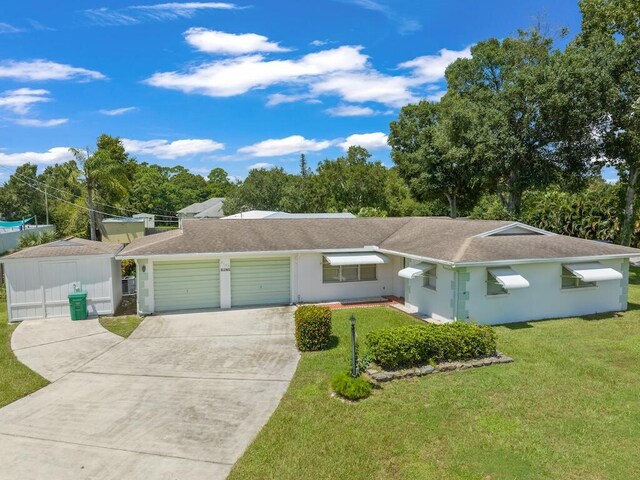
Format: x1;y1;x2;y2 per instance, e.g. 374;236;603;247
0;307;299;480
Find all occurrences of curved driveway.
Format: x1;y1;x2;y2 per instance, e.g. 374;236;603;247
0;307;299;479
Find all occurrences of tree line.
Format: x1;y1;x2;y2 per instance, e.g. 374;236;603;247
0;134;235;239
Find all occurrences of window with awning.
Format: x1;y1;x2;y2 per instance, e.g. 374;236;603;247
562;262;622;289
322;253;387;283
323;252;389;266
487;267;530;295
398;262;435;279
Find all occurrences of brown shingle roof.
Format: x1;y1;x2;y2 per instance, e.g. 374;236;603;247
451;234;638;263
3;237;123;260
121;218;412;256
118;217;640;263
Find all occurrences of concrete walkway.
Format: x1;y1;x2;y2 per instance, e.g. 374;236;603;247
0;307;299;480
11;317;123;381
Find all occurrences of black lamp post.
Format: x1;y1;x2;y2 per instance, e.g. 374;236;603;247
350;314;358;377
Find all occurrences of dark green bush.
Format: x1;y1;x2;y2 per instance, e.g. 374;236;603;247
294;305;332;351
366;322;497;370
331;372;372;400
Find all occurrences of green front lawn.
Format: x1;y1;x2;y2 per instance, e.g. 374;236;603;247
0;301;48;408
230;272;640;480
99;315;144;338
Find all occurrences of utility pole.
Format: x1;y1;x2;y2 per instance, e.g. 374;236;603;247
44;186;49;225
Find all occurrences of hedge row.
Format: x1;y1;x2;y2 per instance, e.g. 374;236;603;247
366;322;497;370
294;305;332;351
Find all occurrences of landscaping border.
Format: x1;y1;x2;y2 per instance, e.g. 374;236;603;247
365;353;513;383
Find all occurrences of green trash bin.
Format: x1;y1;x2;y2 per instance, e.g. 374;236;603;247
68;291;88;321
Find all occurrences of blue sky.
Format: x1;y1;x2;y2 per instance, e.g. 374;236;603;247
1;0;609;182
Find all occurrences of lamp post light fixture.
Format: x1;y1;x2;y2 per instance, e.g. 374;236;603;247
350;314;358;377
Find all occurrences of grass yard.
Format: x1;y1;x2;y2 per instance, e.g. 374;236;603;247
99;315;144;338
0;301;48;408
230;271;640;480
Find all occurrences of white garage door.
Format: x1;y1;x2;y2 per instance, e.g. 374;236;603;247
42;261;79;318
231;257;291;307
154;260;220;312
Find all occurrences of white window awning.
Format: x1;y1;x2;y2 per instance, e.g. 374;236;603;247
398;262;435;279
564;262;622;282
488;267;530;290
324;252;389;266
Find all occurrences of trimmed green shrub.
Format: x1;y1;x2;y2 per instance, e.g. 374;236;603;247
366;322;497;370
331;372;372;400
294;305;332;351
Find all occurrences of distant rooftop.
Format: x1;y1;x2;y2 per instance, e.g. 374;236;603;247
103;217;145;223
222;210;356;220
177;197;225;216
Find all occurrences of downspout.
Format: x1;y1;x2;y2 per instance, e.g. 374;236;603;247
452;268;459;321
134;259;140;316
296;253;301;304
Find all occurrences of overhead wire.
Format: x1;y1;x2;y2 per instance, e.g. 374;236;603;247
4;173;179;223
0;164;179;220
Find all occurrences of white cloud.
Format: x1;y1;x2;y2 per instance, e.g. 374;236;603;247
239;135;333;157
0;88;52;115
132;2;240;15
0;22;23;34
84;8;139;26
310;40;328;47
339;132;389;151
266;93;319;106
347;0;421;34
0;147;72;166
312;71;417;107
185;28;289;55
14;118;68;127
121;138;225;159
85;2;241;26
248;162;275;170
325;105;382;117
399;47;472;82
99;106;137;116
310;47;471;107
146;28;470;108
0;60;106;82
145;45;368;97
26;19;55;32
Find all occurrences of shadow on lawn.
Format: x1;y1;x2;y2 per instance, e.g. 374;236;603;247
503;322;534;330
579;309;633;321
326;335;340;349
502;308;626;328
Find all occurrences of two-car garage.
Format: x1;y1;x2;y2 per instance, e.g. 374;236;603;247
151;257;291;313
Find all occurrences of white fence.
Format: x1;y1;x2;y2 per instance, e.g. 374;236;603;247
0;225;55;254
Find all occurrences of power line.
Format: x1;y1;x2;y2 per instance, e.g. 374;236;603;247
4;173;179;223
0;164;179;219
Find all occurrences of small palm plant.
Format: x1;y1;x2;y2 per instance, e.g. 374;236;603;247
17;230;59;250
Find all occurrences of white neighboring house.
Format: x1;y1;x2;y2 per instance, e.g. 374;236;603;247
2;238;123;322
0;225;55;254
176;197;225;227
118;217;638;325
222;210;356;219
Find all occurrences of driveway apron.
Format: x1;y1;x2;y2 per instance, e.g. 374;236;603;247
0;306;299;480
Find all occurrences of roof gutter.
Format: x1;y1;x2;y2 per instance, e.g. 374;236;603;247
450;253;637;268
1;252;120;264
116;246;385;261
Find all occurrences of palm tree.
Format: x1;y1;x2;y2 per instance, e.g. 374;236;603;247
70;147;130;241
